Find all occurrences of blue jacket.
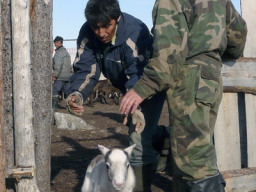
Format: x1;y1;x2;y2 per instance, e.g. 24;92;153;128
68;12;153;100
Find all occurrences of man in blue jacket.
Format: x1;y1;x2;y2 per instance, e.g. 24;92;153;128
66;0;166;191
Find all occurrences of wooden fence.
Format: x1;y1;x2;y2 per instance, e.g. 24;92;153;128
0;0;52;192
214;1;256;191
215;58;256;171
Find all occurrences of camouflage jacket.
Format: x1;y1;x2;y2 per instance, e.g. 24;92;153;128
133;0;247;99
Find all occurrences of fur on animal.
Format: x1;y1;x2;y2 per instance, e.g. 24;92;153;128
81;144;136;192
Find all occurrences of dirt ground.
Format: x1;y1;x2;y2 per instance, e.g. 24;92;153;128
50;99;173;192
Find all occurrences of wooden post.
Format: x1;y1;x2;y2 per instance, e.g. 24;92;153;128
30;0;53;191
0;1;6;190
215;58;256;171
1;2;15;190
245;94;256;167
241;0;256;168
11;0;39;191
241;0;256;56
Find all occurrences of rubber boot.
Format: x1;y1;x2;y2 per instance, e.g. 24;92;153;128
173;173;226;192
156;139;169;172
52;96;60;111
152;126;170;172
132;164;152;192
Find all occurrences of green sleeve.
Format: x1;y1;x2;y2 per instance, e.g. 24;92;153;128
134;0;189;98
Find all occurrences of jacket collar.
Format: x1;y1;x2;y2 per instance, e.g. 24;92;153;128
114;12;128;46
55;46;64;51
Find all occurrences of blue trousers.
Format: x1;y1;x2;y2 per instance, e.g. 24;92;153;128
52;80;70;98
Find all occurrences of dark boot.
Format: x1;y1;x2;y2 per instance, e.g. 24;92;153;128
173;173;226;192
156;140;170;173
52;96;60;111
152;126;170;172
132;164;153;192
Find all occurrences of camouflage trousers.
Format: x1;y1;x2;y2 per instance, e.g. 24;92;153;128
167;64;223;181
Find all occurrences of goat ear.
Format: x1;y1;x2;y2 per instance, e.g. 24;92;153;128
124;144;136;157
98;145;110;155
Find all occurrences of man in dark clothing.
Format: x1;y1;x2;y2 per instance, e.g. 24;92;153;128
52;36;72;110
66;0;167;191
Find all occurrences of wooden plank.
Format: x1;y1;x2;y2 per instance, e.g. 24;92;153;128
221;168;256;192
224;86;256;95
222;58;256;88
11;0;40;191
245;94;256;167
7;167;34;180
241;0;256;57
0;1;6;190
214;93;241;171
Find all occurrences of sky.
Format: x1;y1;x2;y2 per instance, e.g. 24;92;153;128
53;0;241;48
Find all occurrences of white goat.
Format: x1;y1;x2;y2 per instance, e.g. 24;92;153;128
81;144;136;192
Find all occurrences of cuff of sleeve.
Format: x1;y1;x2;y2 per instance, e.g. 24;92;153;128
66;92;83;104
133;81;156;99
66;92;84;116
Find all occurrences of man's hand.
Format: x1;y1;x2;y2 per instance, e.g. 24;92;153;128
66;93;84;115
119;89;144;115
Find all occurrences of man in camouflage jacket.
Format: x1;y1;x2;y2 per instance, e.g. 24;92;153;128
120;0;247;191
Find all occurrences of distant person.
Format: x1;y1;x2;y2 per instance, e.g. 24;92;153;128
65;0;168;191
120;0;247;191
52;36;72;110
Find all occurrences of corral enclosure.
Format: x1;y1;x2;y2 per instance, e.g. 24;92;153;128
0;0;256;192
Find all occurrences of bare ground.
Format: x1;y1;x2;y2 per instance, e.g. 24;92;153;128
50;100;173;192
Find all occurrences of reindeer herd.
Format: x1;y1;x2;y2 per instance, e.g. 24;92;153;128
86;79;123;107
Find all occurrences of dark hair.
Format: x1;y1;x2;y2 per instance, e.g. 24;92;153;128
54;36;63;43
85;0;121;29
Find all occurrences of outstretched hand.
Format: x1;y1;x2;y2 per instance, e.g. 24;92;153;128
67;94;84;115
119;89;144;115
